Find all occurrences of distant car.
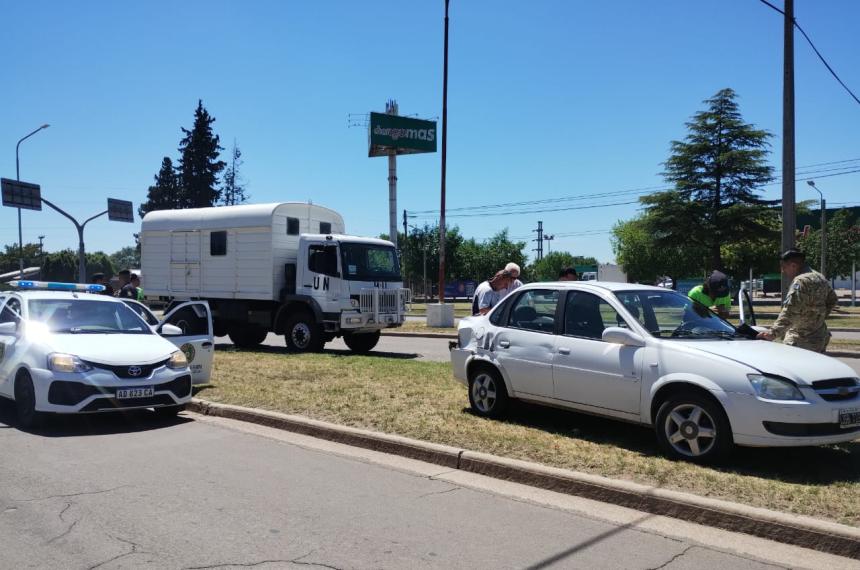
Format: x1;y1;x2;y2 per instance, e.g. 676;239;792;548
449;281;860;463
0;281;213;428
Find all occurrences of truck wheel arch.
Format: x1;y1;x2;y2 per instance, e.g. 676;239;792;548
273;296;324;335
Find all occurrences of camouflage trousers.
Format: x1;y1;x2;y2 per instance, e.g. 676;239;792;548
783;330;832;353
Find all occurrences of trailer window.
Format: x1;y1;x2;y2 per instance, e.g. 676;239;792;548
320;221;332;234
210;231;227;256
287;217;300;236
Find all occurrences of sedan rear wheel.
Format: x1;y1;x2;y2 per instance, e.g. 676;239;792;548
655;393;732;463
468;367;508;418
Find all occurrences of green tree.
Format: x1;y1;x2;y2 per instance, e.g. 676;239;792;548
177;100;225;208
0;242;42;274
395;224;466;292
646;88;776;272
139;157;181;219
612;215;707;285
220;141;248;206
457;229;528;283
528;251;598;281
40;250;115;282
797;209;860;279
109;246;140;272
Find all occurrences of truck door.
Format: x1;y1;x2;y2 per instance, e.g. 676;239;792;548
303;241;341;312
157;301;214;385
170;231;201;293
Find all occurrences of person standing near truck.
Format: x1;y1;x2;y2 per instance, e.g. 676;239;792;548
688;270;731;319
757;249;837;353
116;269;137;299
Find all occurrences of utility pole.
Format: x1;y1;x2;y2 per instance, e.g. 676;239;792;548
38;234;45;279
781;0;796;299
386;100;399;250
437;0;450;304
533;221;544;261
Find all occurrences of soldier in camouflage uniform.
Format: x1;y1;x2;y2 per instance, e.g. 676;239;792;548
757;249;837;352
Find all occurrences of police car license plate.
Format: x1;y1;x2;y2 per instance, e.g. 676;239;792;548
116;387;154;399
839;408;860;428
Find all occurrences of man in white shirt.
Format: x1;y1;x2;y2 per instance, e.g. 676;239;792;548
500;262;523;297
472;270;513;315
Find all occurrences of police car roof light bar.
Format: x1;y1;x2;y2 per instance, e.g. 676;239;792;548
8;280;106;293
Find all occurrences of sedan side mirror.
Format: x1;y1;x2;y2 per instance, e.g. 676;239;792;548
0;321;18;336
160;323;184;337
602;326;646;347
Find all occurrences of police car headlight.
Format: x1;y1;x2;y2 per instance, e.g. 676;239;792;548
167;350;188;370
748;374;805;401
48;354;93;373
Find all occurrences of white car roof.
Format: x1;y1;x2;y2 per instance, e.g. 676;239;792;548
518;281;670;293
9;290;124;302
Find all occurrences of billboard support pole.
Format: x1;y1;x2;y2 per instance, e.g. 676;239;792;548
386;100;399;250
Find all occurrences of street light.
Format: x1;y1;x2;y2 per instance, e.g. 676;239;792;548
15;123;50;277
806;180;825;275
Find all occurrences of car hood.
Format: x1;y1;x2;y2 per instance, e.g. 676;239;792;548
36;333;176;365
680;339;857;385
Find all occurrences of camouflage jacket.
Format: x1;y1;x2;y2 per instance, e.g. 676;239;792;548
770;268;837;351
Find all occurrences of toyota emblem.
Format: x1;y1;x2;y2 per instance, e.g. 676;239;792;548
127;366;142;377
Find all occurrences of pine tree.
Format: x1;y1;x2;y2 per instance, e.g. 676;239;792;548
220;141;248;206
644;88;776;271
138;157;181;218
177;100;225;208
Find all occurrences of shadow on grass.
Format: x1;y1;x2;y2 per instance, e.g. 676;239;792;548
214;342;420;360
482;400;860;487
0;398;192;437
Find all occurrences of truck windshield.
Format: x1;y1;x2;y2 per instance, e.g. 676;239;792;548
340;243;401;282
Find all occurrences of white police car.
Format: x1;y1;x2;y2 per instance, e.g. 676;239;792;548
0;281;213;428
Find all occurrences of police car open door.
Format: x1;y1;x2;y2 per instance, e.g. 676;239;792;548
157;301;214;385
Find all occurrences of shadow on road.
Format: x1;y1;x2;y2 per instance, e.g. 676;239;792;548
213;342;420;360
485;401;860;487
0;398;192;437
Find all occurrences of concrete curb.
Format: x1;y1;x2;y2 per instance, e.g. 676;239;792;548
187;398;860;560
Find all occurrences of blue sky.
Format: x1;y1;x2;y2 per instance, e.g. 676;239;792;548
2;0;859;266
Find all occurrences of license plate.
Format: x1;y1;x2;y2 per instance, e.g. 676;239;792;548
116;387;154;399
839;408;860;429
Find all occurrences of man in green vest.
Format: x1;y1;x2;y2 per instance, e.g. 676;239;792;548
688;270;731;318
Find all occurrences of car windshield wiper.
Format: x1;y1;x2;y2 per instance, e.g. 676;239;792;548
58;328;125;334
671;329;738;340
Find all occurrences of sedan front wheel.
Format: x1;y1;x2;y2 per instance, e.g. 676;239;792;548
655;393;732;463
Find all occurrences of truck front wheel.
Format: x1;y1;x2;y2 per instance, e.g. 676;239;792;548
284;313;324;353
343;331;381;354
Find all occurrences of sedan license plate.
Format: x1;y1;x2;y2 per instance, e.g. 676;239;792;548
839;408;860;429
116;387;154;399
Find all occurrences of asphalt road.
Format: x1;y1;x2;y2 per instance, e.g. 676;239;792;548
239;332;860;375
0;404;849;570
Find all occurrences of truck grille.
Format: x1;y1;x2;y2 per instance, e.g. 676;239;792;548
358;288;410;319
811;378;860;402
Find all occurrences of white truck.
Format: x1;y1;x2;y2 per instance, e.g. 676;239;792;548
580;263;627;283
140;203;410;353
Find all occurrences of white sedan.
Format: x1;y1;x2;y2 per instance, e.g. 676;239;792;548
450;281;860;462
0;282;213;428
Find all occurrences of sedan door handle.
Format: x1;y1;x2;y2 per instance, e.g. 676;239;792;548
558;347;570;355
498;340;510;348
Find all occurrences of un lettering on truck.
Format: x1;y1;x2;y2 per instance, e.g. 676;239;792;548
139;202;410;354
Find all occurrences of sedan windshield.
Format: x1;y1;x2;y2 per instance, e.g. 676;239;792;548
614;290;741;340
340;243;401;282
28;299;152;334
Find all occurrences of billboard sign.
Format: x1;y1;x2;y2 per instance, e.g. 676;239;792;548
1;178;42;211
369;112;437;157
107;198;134;222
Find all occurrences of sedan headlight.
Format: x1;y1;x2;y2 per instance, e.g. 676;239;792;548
47;354;93;373
167;350;188;370
748;374;804;401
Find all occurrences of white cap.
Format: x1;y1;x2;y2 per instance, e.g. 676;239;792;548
505;262;521;274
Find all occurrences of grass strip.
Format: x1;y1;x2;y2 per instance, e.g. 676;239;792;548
199;350;860;526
